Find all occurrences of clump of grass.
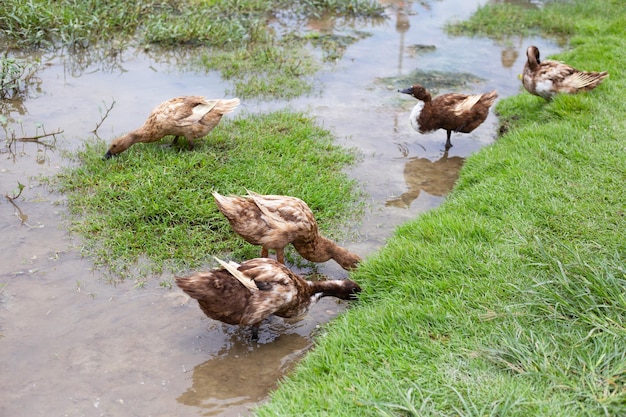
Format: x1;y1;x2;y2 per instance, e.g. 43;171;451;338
378;68;485;93
444;2;572;41
0;53;41;99
519;239;626;333
55;111;362;278
195;42;321;99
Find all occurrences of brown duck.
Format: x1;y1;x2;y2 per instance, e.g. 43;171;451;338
212;191;362;270
103;96;240;159
399;84;497;150
522;45;609;101
175;257;361;340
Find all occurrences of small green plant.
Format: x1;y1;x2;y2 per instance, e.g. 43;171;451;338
5;181;25;201
0;53;40;99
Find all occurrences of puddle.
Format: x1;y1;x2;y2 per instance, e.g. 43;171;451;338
0;0;560;415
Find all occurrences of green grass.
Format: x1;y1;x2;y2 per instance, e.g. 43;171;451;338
0;0;384;99
55;111;362;279
257;0;626;415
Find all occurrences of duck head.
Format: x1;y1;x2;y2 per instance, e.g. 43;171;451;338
527;45;541;63
103;133;135;160
337;251;362;271
345;279;362;299
326;279;362;300
525;45;542;71
399;84;431;102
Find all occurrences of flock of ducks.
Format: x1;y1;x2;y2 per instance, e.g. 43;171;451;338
104;45;608;341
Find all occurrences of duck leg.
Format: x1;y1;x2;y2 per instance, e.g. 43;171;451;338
445;130;453;150
251;325;260;341
171;136;194;150
261;246;269;258
275;248;285;265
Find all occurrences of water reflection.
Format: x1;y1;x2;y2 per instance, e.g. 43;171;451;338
177;332;311;416
386;150;465;208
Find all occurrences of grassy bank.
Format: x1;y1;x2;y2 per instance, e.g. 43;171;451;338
257;1;626;416
55;111;362;281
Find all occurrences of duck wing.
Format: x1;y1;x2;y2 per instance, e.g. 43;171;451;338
237;259;301;323
214;257;258;292
450;91;496;116
174;97;219;126
246;192;315;236
561;70;609;90
451;94;482;115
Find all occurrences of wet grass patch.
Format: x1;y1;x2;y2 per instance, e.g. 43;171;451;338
1;0;385;99
195;42;321;99
55;111;363;279
377;68;485;93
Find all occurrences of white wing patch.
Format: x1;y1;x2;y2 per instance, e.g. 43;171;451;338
453;95;481;115
179;101;218;125
214;257;258;292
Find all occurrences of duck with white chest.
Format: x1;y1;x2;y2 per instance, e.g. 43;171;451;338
399;84;498;150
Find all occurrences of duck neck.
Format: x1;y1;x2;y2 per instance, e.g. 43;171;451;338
121;131;143;147
293;236;361;270
527;52;540;71
307;279;353;299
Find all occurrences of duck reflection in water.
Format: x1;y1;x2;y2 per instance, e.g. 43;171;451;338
386;151;465;209
177;332;310;416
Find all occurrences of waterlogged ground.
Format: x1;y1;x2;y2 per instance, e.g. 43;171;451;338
0;1;558;415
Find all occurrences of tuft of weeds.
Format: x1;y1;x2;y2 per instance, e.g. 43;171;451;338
0;53;41;99
54;111;363;278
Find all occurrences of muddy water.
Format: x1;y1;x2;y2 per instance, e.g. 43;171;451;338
1;1;558;415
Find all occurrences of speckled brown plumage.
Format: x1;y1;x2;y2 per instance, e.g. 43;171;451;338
399;84;497;150
104;96;240;159
212;191;362;270
175;258;361;340
522;46;608;101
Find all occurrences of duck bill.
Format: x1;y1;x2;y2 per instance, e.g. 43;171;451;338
398;87;412;95
103;150;113;160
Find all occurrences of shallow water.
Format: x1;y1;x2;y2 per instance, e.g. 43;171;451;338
0;1;559;415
